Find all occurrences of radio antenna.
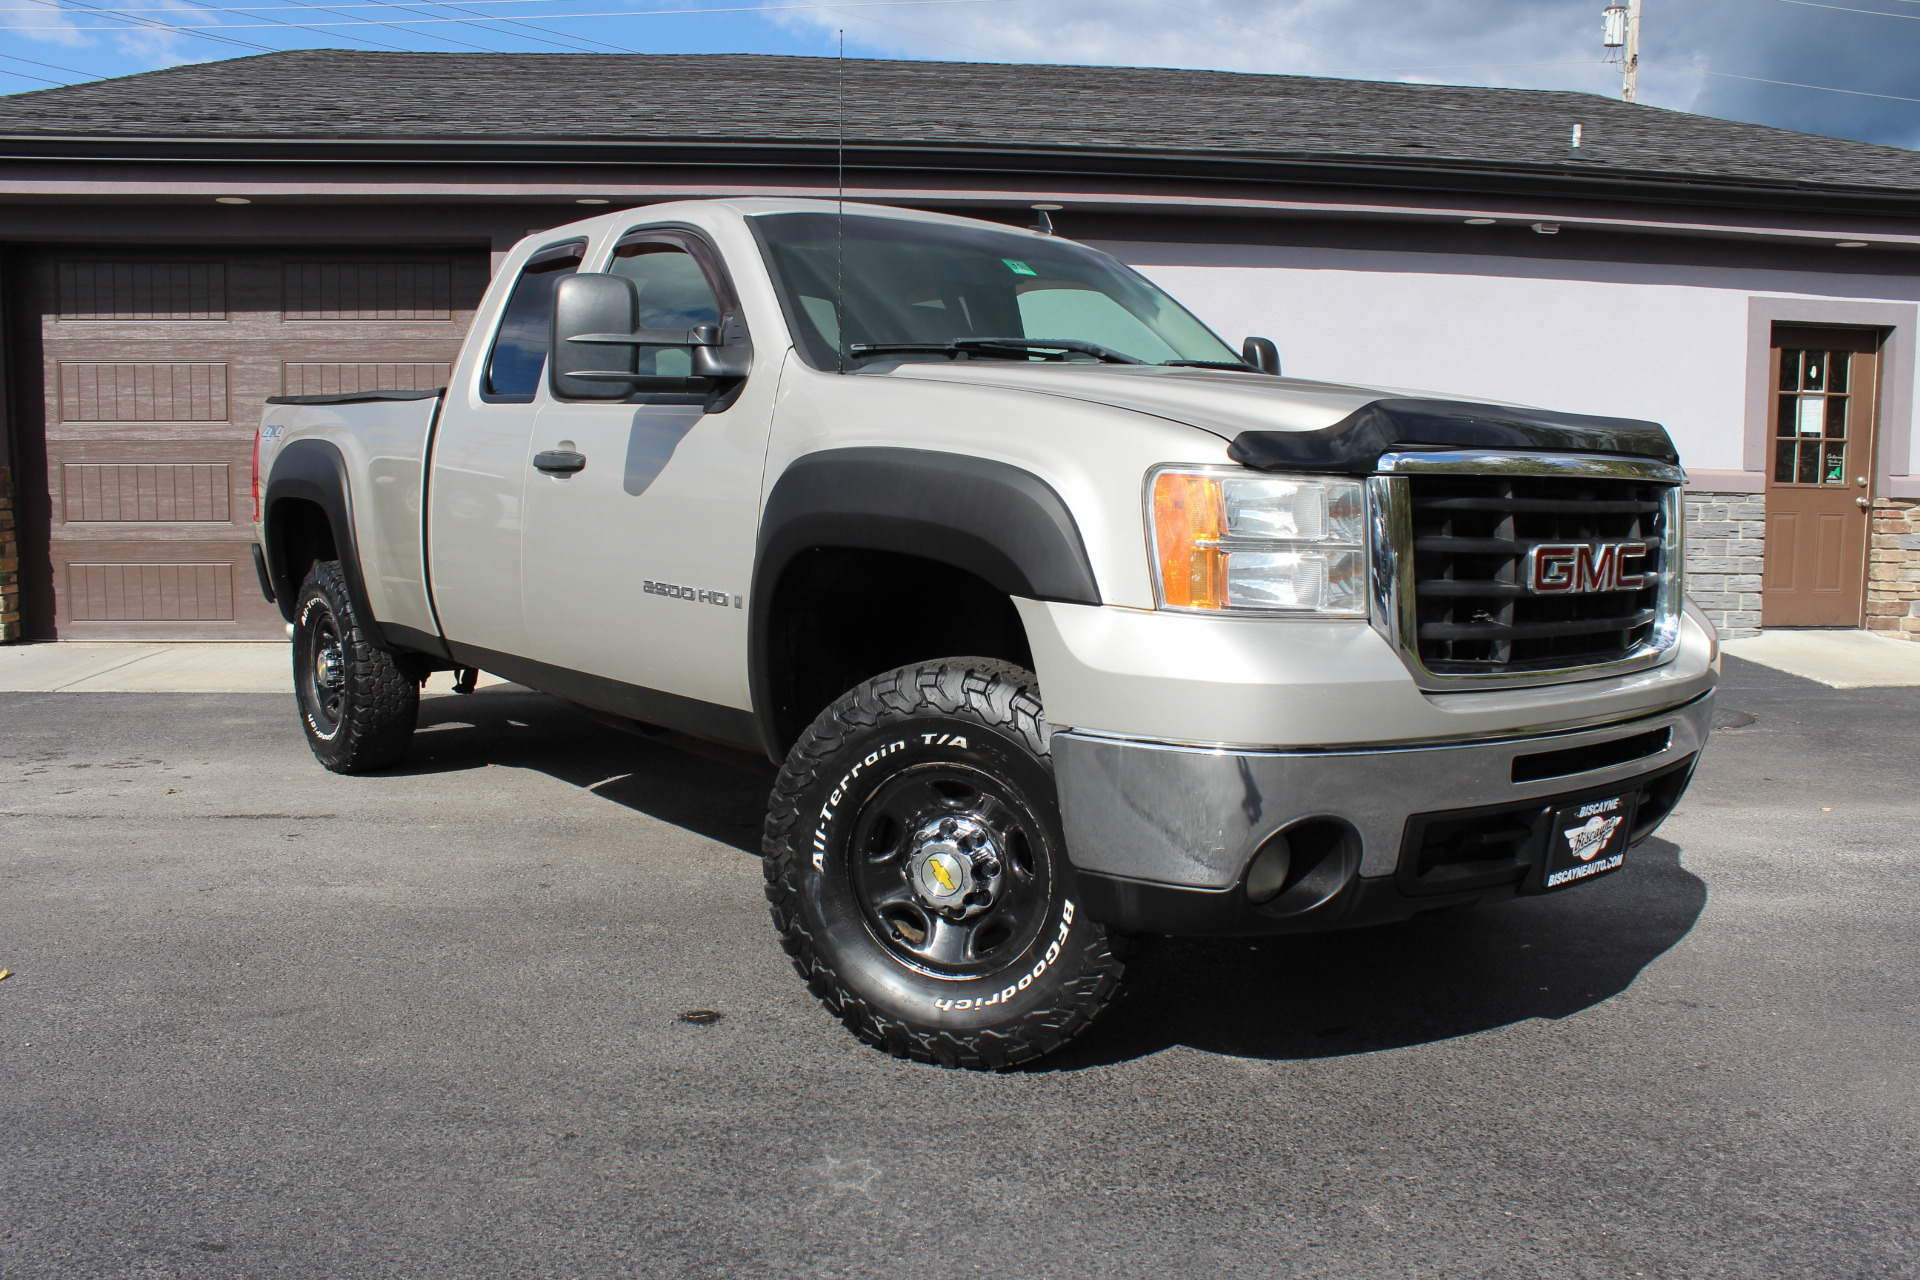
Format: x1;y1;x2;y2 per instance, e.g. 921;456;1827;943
835;28;846;375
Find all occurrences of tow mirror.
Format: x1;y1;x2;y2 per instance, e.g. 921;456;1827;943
552;273;639;400
1242;336;1281;376
550;274;752;399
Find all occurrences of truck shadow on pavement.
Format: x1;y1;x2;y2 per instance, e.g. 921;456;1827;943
400;687;1708;1068
402;688;773;855
1042;840;1707;1068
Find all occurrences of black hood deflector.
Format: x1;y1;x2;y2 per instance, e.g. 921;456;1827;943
1227;398;1679;474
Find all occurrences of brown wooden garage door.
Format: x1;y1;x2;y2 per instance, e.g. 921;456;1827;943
17;246;489;638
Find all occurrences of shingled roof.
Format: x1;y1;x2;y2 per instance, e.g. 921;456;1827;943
0;49;1915;198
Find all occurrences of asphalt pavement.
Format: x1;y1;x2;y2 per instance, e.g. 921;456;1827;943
2;658;1916;1279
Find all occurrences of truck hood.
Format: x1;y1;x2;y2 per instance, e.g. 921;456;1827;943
874;360;1679;471
874;360;1472;441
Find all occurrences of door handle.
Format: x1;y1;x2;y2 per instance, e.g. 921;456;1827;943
533;449;586;474
1856;497;1871;508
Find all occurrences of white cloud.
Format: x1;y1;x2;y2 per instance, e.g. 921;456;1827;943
771;0;1919;147
15;4;94;48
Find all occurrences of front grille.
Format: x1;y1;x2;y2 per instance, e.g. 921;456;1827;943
1405;472;1672;675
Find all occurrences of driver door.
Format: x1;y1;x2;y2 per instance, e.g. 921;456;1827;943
519;229;773;719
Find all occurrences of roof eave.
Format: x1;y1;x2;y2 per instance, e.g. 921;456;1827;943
1;132;1917;218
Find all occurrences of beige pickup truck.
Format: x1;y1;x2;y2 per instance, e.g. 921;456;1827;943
253;198;1718;1068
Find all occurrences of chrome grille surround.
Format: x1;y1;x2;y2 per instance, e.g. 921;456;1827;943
1367;451;1687;691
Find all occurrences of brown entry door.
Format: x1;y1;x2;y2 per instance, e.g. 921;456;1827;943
1762;326;1881;628
18;248;486;639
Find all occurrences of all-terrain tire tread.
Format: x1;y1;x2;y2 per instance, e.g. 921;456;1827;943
762;658;1127;1069
297;560;419;774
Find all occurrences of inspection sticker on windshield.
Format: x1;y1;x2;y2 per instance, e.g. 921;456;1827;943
1002;258;1038;276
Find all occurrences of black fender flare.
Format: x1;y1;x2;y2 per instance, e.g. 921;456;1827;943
262;437;392;651
749;446;1101;757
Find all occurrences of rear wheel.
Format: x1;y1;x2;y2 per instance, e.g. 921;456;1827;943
292;559;418;773
763;658;1126;1068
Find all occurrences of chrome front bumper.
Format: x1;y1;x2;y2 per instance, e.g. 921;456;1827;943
1053;690;1715;891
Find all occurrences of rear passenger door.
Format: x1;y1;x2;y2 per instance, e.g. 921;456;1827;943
426;239;583;659
519;227;772;716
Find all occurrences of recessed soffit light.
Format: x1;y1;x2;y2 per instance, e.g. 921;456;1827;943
215;197;250;205
576;197;610;205
1464;217;1496;225
1835;240;1869;249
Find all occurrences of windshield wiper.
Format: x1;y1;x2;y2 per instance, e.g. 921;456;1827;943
846;337;1145;365
1160;359;1259;371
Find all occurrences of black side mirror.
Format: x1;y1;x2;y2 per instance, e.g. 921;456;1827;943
692;318;753;380
552;273;639;401
550;275;754;399
1242;337;1281;376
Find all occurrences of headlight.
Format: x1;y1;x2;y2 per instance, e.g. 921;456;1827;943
1148;467;1368;617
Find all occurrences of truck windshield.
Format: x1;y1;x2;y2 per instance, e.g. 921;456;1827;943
752;211;1243;371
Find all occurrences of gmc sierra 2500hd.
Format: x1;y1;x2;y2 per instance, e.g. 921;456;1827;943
254;198;1718;1068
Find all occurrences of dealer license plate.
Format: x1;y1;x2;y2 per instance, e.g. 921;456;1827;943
1541;792;1638;891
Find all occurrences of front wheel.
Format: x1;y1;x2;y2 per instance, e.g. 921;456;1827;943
292;559;418;774
763;659;1126;1069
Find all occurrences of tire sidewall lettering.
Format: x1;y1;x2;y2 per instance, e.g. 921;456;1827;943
296;593;345;742
796;717;1082;1026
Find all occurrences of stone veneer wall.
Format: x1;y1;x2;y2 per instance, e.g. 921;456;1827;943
1869;498;1920;641
1682;491;1766;639
0;466;18;643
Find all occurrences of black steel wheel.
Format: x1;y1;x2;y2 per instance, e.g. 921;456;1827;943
763;658;1126;1069
292;559;418;773
849;765;1053;979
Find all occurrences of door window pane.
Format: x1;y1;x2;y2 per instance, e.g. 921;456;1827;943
484;243;584;398
1797;440;1819;483
1828;351;1850;393
1802;351;1826;390
1823;443;1847;484
1779;350;1800;391
1774;438;1796;483
609;243;722;378
1796;396;1825;435
1825;395;1848;439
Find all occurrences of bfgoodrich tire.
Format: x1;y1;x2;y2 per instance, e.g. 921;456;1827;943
292;559;418;774
763;659;1126;1068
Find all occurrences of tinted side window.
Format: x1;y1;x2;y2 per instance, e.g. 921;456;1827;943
608;242;724;378
483;242;584;399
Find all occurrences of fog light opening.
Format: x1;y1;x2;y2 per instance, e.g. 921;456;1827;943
1242;817;1361;917
1246;834;1292;904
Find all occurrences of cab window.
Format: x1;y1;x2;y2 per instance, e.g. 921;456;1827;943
483;240;584;399
608;241;724;378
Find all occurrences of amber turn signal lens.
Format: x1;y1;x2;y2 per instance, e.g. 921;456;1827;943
1152;471;1225;609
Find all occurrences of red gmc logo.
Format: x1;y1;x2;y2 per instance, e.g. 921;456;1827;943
1526;542;1650;594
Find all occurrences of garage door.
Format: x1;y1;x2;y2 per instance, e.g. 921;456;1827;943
19;246;490;639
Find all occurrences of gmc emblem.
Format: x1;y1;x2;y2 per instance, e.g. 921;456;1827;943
1526;542;1650;594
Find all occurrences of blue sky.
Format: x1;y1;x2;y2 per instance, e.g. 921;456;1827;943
2;0;1917;150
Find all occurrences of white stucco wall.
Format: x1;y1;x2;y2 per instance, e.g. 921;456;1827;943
1104;240;1920;483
